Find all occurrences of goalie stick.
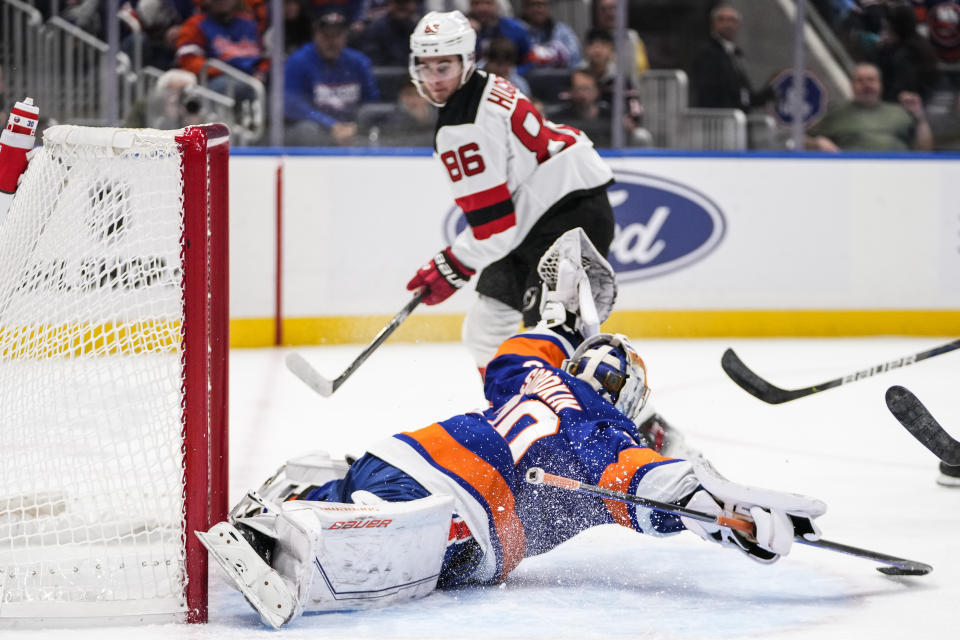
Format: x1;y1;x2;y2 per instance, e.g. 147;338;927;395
286;291;423;397
885;385;960;466
721;339;960;404
526;467;932;576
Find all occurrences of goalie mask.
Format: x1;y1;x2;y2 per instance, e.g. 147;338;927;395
562;333;650;422
409;10;477;106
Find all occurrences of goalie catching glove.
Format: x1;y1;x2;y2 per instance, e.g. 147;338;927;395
406;247;475;305
681;459;826;563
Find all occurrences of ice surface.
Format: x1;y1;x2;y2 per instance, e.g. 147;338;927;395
5;338;959;639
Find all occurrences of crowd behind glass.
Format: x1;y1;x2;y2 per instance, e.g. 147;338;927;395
3;0;959;151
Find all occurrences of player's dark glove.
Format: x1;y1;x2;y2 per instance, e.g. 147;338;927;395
406;247;475;306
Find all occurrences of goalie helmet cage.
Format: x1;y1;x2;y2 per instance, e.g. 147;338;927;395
0;124;229;625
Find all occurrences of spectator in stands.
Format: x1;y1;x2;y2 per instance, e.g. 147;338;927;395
371;83;437;145
309;0;369;47
308;0;366;26
923;0;960;65
559;67;650;148
124;68;211;129
176;0;269;93
263;0;314;55
805;61;933;151
877;2;939;105
840;0;888;60
283;5;380;145
63;0;103;37
812;0;857;30
593;0;647;87
521;0;581;69
481;37;533;95
578;28;643;136
356;0;421;66
468;0;532;72
688;3;775;112
551;69;612;147
243;0;269;34
125;0;189;70
423;0;513;18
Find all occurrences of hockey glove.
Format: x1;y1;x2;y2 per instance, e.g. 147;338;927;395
680;459;825;564
406;247;475;306
681;490;794;562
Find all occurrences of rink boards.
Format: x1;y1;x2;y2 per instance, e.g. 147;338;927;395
224;150;960;346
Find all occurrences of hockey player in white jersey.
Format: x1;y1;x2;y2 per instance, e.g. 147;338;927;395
404;10;616;375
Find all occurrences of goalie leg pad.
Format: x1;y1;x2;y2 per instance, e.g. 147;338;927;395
234;493;456;619
290;493;455;612
195;521;297;629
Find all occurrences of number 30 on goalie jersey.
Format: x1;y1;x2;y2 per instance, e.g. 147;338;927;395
436;71;614;270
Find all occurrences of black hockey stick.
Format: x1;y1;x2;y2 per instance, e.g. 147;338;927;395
721;339;960;404
285;290;424;397
526;467;932;576
885;385;960;466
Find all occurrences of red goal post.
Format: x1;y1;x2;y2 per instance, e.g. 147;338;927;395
0;124;229;625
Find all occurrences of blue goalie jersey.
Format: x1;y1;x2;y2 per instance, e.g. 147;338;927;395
367;328;699;585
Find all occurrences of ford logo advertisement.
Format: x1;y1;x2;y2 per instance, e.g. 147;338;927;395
443;171;726;282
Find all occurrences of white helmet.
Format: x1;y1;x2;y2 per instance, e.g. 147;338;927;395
562;333;650;423
409;10;477;106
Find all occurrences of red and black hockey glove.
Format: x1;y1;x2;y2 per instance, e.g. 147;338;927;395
406;247;475;305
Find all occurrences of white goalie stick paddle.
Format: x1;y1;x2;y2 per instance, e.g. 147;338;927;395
526;468;933;576
885;385;960;466
286;291;424;397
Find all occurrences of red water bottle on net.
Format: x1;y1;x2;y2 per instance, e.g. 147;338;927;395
0;97;40;222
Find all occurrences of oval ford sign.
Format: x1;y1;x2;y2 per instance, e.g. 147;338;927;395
443;170;725;282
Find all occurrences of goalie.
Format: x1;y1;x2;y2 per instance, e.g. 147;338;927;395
198;229;826;628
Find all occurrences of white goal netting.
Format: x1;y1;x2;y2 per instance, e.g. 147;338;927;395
0;127;202;621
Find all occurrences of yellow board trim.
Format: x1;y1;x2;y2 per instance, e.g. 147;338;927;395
229;310;960;348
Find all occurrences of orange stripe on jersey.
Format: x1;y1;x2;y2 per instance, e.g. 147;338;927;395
404;423;525;579
492;335;568;368
455;182;510;212
598;448;671;528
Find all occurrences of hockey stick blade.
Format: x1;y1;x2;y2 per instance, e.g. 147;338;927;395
795;537;932;576
527;468;932;576
721;349;823;404
722;338;960;405
885;385;960;466
285;352;336;397
286;291;423;397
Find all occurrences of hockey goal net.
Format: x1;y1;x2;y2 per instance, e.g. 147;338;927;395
0;125;229;624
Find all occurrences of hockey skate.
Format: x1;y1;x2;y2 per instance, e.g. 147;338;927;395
536;227;617;337
636;413;704;461
195;521;297;629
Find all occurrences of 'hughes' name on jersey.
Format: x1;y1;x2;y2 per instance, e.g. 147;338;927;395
434;70;614;271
